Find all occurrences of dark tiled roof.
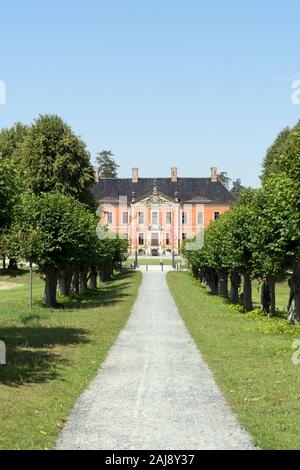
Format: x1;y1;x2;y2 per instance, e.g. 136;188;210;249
92;178;235;204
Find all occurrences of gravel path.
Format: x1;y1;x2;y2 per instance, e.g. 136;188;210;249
57;270;254;450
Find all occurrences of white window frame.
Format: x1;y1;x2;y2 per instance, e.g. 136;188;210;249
107;212;113;224
166;211;172;225
197;211;204;225
182;211;188;225
138;211;144;225
152;210;159;225
122;212;128;224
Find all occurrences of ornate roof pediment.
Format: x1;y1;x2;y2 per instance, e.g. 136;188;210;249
134;189;176;206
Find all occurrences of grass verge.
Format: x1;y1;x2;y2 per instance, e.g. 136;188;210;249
167;271;300;450
0;269;141;450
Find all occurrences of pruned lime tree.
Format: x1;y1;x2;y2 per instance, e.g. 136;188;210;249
0;123;28;269
183;195;257;311
11;192;97;307
261;121;300;322
184;120;300;323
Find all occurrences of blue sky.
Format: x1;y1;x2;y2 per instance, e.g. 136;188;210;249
0;0;300;186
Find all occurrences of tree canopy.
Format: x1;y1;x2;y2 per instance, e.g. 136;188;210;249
96;150;119;178
19;114;95;209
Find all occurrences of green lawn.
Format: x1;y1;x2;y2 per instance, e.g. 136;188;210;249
0;269;141;450
167;271;300;450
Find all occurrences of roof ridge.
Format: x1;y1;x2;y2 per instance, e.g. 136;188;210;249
92;177;235;204
96;176;211;180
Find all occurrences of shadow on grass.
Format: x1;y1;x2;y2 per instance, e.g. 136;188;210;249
61;271;134;310
0;269;29;278
0;327;89;386
0;349;68;386
0;270;136;386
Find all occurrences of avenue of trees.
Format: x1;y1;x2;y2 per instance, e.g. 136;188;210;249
0;115;127;308
183;120;300;325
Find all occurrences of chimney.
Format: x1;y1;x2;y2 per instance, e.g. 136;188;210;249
171;167;178;182
210;167;218;183
94;166;100;183
132;167;139;183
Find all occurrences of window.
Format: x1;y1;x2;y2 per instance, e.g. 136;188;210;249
122;212;128;224
107;212;113;224
138;211;144;225
138;233;144;245
166;211;172;225
182;212;188;224
197;212;204;225
166;233;170;245
182;233;187;240
152;211;158;225
214;212;220;220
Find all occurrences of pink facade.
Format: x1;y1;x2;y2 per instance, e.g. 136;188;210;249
94;168;233;255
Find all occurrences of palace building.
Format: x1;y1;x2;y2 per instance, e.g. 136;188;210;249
93;167;234;255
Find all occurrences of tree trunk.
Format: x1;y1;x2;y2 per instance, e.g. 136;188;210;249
288;258;300;324
89;268;97;289
230;272;240;304
100;264;113;282
109;263;114;278
242;273;253;311
72;266;80;294
260;276;276;316
218;270;228;299
80;267;88;291
211;269;218;295
269;276;276;316
2;255;6;270
206;269;218;295
192;265;198;278
8;258;18;270
203;269;211;291
261;281;270;314
59;265;73;296
200;269;208;288
29;262;33;310
43;267;58;308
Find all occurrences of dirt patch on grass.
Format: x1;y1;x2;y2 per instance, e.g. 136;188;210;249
0;282;22;290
